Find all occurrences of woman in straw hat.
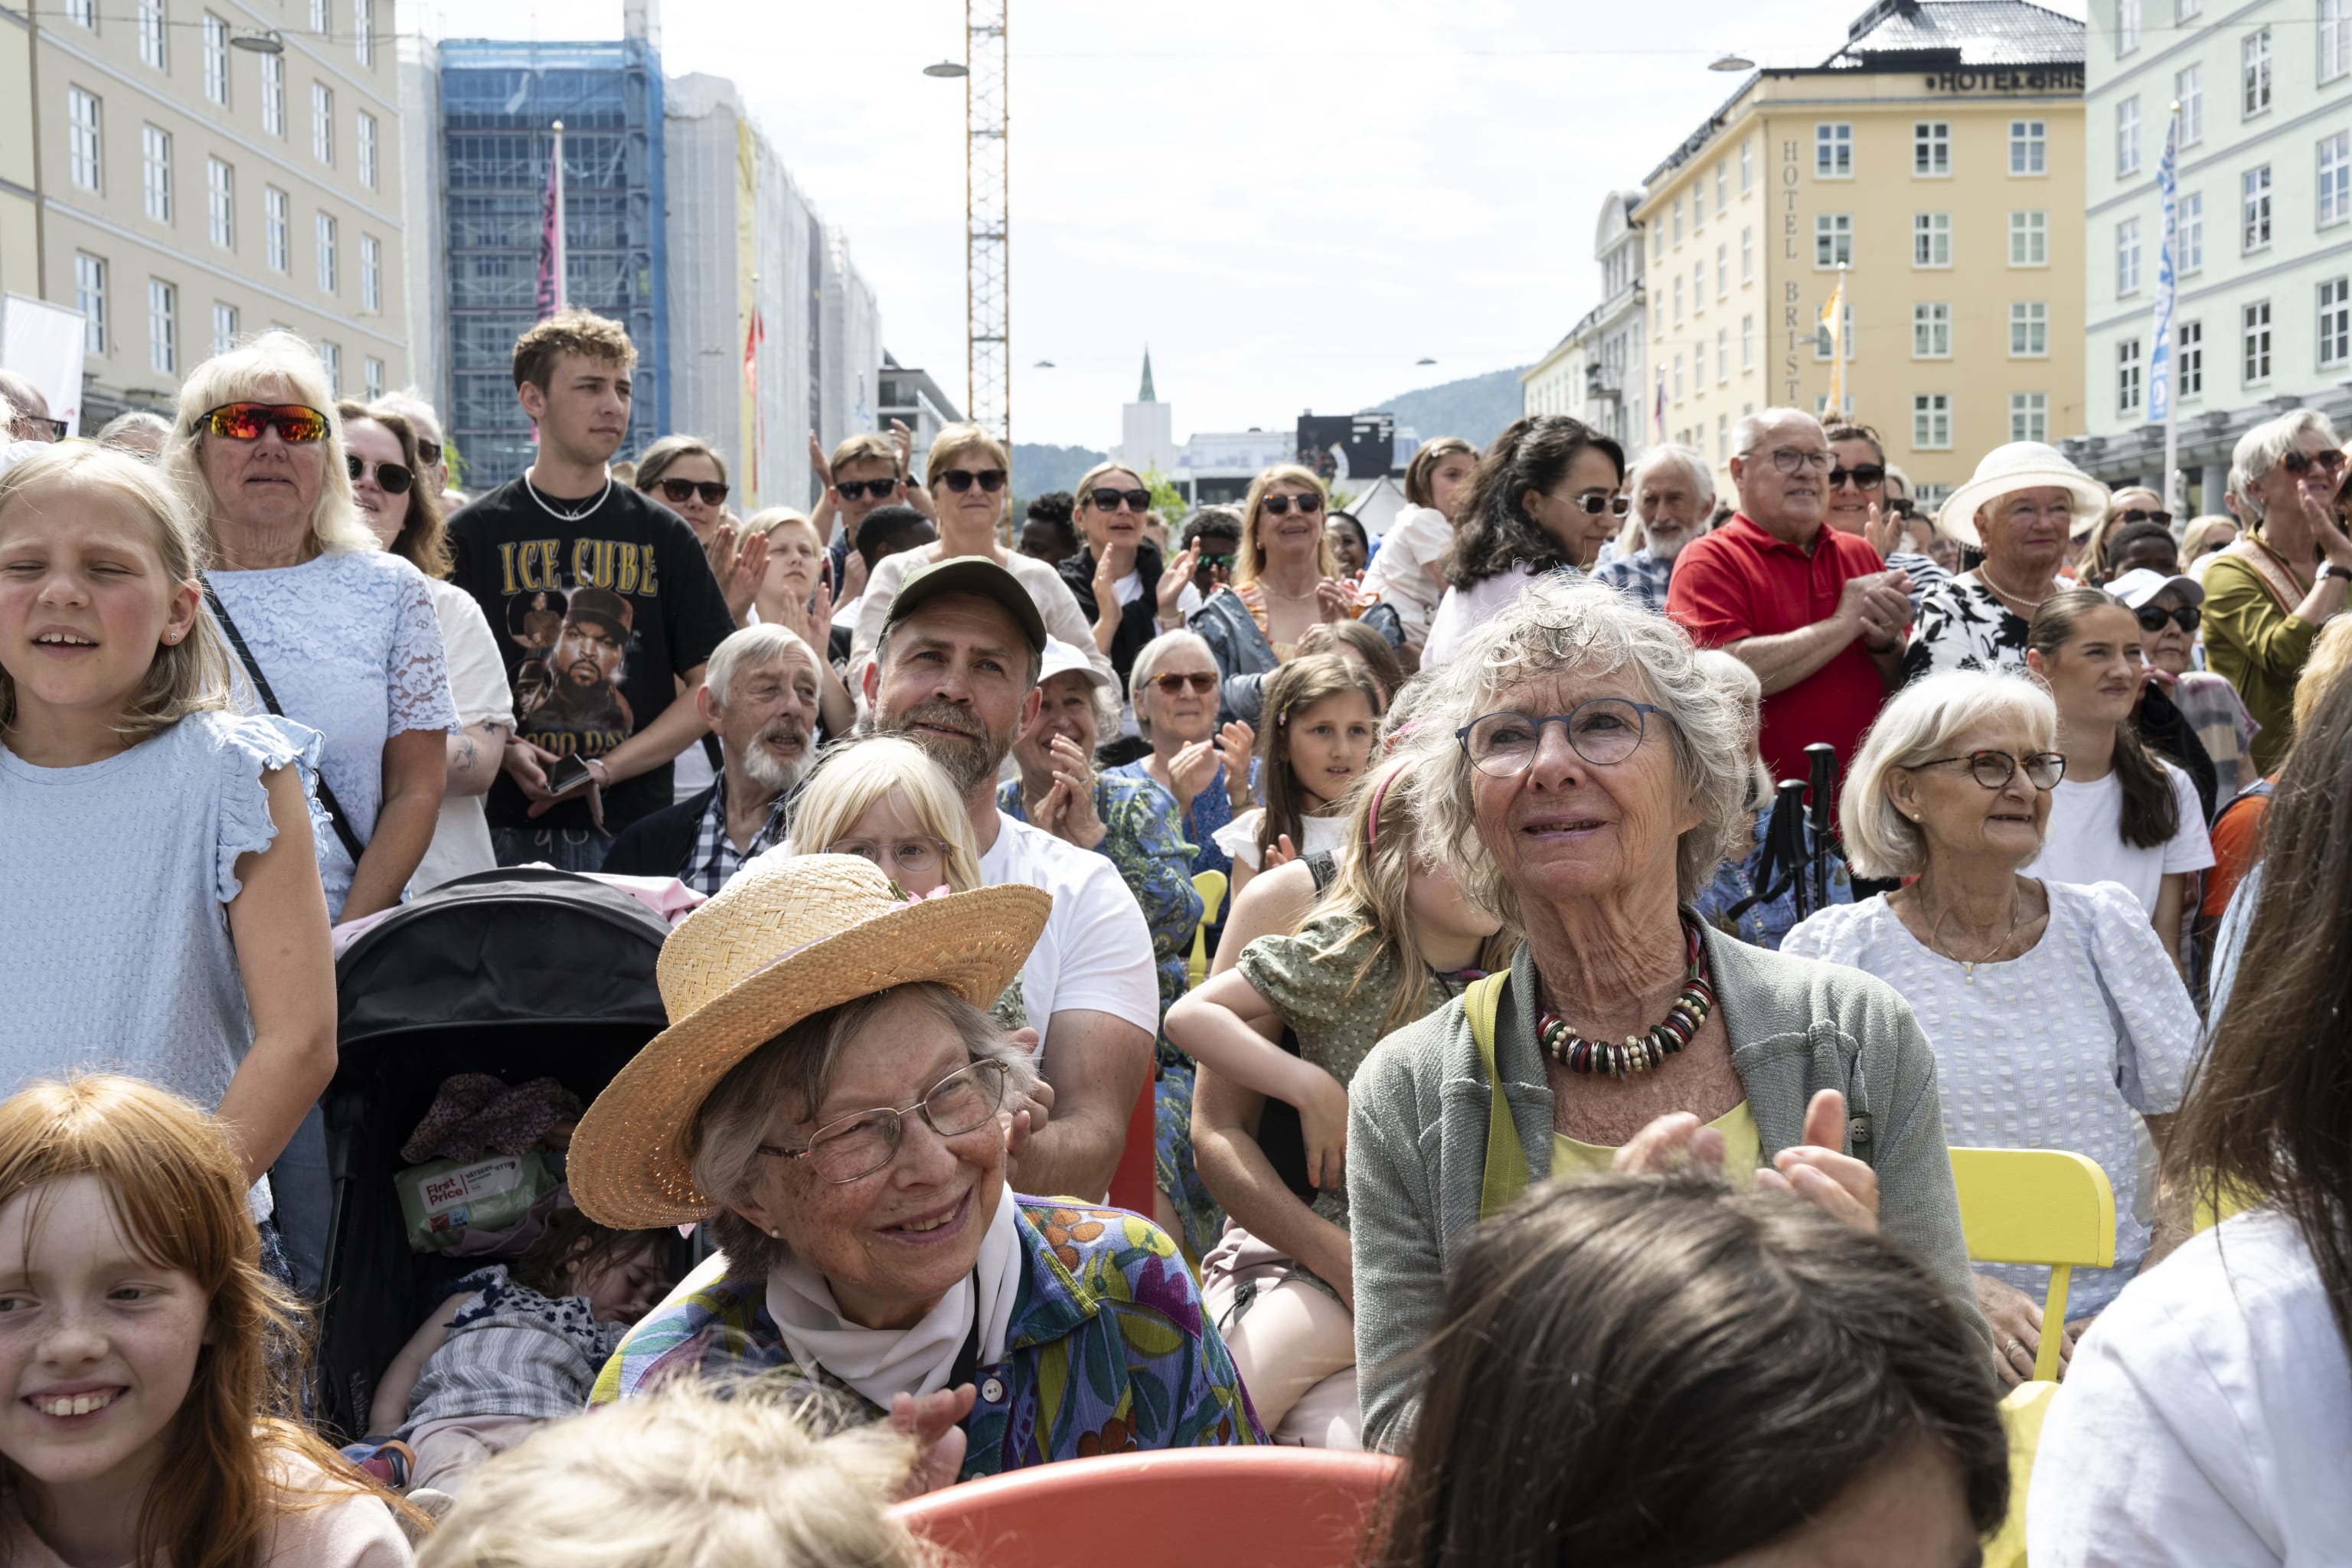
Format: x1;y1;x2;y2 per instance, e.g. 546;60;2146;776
1903;443;2110;684
570;854;1261;1485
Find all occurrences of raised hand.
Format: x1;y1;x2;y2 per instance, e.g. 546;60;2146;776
1159;544;1200;620
1262;832;1298;871
1753;1089;1880;1233
1048;735;1106;849
805;429;833;490
721;526;767;625
1215;721;1255;806
890;1384;977;1498
1864;500;1906;562
1168;738;1220;813
1313;576;1357;623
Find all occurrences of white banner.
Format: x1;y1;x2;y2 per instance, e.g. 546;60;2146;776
2148;113;2178;426
2;294;90;436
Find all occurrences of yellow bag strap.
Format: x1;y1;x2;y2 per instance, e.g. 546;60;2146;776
1468;972;1530;1220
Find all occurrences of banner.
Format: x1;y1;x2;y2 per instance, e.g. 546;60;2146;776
1818;271;1847;413
743;311;765;498
2148;109;2179;424
1;295;88;436
534;124;566;321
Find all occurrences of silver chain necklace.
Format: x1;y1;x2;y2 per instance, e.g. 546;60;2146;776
524;474;612;524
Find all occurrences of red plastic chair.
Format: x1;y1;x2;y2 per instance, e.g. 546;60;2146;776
893;1447;1403;1568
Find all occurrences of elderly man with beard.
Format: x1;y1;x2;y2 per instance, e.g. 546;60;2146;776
603;624;818;893
829;557;1161;1202
1592;442;1715;613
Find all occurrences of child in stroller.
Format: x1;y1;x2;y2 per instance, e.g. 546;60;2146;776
367;1207;673;1495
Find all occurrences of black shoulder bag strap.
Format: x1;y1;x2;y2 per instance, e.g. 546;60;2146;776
200;577;371;866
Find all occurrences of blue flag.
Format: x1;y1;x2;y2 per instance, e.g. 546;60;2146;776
2148;110;2178;424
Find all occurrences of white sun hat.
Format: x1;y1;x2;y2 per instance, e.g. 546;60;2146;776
1934;443;2111;549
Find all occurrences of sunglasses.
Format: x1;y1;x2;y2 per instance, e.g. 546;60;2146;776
1570;492;1632;516
413;437;444;466
1260;493;1323;516
656;476;730;508
2135;603;2201;634
14;415;68;442
1147;671;1220;695
2116;507;2174;528
1194;550;1236;567
2282;448;2347;475
346;454;414;495
1089;487;1152;513
835;477;900;501
1828;463;1887;489
194;402;329;443
937;467;1007;494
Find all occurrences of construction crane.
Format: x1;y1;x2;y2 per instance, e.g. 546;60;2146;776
965;1;1010;449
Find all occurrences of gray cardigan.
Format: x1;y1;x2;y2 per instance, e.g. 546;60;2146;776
1346;926;1988;1454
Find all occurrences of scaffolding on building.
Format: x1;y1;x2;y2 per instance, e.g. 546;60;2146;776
964;0;1009;449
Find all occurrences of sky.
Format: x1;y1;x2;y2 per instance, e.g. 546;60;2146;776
407;0;2090;451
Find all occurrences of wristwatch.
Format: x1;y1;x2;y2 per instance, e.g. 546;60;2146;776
2321;562;2352;584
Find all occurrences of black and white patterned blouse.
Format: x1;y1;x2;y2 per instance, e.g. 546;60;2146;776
1903;575;2032;686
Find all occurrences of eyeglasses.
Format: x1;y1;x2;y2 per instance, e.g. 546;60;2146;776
1088;487;1152;513
936;468;1008;494
413;437;444;466
2116;507;2174;528
1913;750;2066;791
347;454;415;495
1457;700;1672;776
1568;492;1633;516
2135;603;2201;634
826;835;948;880
1147;671;1220;695
1746;447;1834;475
1192;549;1236;567
656;476;730;508
193;402;328;443
1260;492;1323;516
11;413;67;443
2281;449;2347;476
758;1060;1010;1184
835;477;900;501
1828;463;1886;489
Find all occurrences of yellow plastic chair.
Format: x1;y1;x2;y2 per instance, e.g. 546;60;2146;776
1948;1147;2115;1383
1187;871;1229;990
1980;1380;2059;1568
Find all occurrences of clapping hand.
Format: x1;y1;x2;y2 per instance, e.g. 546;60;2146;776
1091;550;1122;624
1753;1089;1880;1233
705;518;769;626
1214;721;1255;808
1864;500;1906;563
1313;577;1359;623
1168;738;1220;814
1044;735;1105;849
805;429;834;490
890;1384;976;1498
1159;544;1200;621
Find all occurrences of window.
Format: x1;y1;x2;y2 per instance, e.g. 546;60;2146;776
1693;260;1704;312
2118;0;2141;53
2244;28;2272;117
1912;394;1952;449
1698;338;1710;384
67;89;100;193
1673;194;1683;244
264;186;289;272
2117;97;2141;178
66;0;93;24
2180;191;2204;272
364;357;384;401
2244;165;2272;252
312;84;335;165
206;157;232;248
1692;185;1703;237
1717;414;1729;462
141;126;172;224
354;0;373;66
2011;300;2049;356
211;301;238;357
2010;392;2048;443
138;0;165;69
316;212;338;294
1815;303;1854;360
2322;278;2351;368
1816;122;1853;178
309;0;328;37
319;341;341;398
1815;213;1853;266
2117;338;2144;414
203;14;230;104
1914;120;1951;177
1715;162;1727;215
74;253;106;354
2177;0;2199;18
1913;302;1953;358
261;54;284;136
358;112;377;191
1914;211;1952;267
1716;243;1727;299
1740;138;1753;191
361;234;381;312
2326;0;2351;86
147;279;175;375
2011;119;2047;175
1717;327;1729;382
1674;353;1684;400
2244;300;2272;382
2010;210;2048;266
1674;276;1684;322
2179;319;2203;395
2322;133;2351;228
1741;226;1753;281
1742;314;1754;369
2117;216;2143;295
2178;65;2203;146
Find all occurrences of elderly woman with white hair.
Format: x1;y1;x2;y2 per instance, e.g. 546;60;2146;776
1346;578;1982;1452
1590;442;1713;613
1783;670;2200;1387
1903;442;2110;684
2209;408;2352;773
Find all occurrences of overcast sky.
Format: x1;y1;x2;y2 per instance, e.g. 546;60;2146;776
409;0;2089;449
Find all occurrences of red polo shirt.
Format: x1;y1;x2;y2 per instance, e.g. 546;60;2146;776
1665;511;1892;789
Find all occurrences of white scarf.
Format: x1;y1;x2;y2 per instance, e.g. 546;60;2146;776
766;1183;1024;1410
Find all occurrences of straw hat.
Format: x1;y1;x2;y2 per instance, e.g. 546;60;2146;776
567;854;1049;1229
1934;443;2110;548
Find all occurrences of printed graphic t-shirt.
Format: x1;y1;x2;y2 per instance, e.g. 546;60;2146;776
447;477;736;837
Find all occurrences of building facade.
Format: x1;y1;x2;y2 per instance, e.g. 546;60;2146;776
9;0;408;427
1116;348;1176;476
878;355;960;462
2066;0;2352;512
1522;191;1649;460
1636;0;2086;509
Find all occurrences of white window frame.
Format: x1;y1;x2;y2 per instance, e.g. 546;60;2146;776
1815;213;1853;267
2179;318;2203;396
66;0;94;25
211;301;238;358
206;156;233;248
320;341;341;398
1673;194;1684;244
2321;132;2351;229
264;185;289;272
146;278;175;375
74;253;106;354
2243;299;2273;384
67;88;101;193
312;83;335;165
1815;303;1855;361
316;211;338;294
2009;392;2048;443
309;0;329;38
2010;119;2047;175
260;54;285;137
203;14;230;105
2011;300;2050;358
2180;191;2205;273
1715;162;1726;215
2245;28;2272;118
137;0;165;69
1693;260;1704;313
2117;97;2141;178
1816;122;1854;179
2010;209;2049;266
1717;326;1729;383
140;124;172;224
363;356;384;401
1742;314;1755;370
358;111;378;191
354;0;374;67
1913;302;1953;358
1912;393;1952;449
2324;0;2351;87
1914;120;1952;178
1740;137;1753;192
2117;338;2144;415
2321;278;2351;369
1741;226;1753;281
1716;242;1727;299
2178;64;2203;147
2177;0;2200;18
2118;0;2141;54
2245;164;2272;253
1913;211;1953;268
2117;216;2143;296
1674;352;1684;401
1674;276;1684;322
360;234;381;312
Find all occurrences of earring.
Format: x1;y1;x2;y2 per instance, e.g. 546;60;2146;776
769;1228;782;1239
162;629;181;645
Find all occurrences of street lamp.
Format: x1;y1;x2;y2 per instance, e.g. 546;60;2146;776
1708;51;1755;71
230;27;286;53
923;59;968;78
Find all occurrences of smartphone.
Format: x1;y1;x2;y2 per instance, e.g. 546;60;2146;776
544;755;596;799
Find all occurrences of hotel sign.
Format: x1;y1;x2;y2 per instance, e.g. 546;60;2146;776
1921;67;2085;93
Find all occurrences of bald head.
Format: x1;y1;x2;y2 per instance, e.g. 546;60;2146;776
0;372;54;443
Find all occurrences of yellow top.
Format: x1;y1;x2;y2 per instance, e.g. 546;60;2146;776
1551;1100;1764;1187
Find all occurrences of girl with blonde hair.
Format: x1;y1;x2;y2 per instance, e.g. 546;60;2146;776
743;508;853;740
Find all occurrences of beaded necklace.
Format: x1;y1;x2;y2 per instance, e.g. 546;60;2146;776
1537;917;1715;1079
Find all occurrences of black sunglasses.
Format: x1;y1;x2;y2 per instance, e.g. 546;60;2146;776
14;414;69;442
2117;507;2174;528
2282;448;2347;475
1570;492;1633;516
1089;486;1152;513
347;453;415;495
835;477;900;501
1260;493;1323;516
1828;463;1887;489
413;436;443;466
656;476;730;508
937;467;1007;494
2135;603;2201;634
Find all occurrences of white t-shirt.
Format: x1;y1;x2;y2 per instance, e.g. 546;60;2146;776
1211;808;1348;871
2024;761;2213;916
1421;564;1551;670
2027;1208;2352;1567
976;812;1159;1055
1359;504;1452;641
411;577;511;893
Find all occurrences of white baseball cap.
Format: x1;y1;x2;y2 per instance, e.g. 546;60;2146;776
1037;636;1117;693
2105;567;2205;610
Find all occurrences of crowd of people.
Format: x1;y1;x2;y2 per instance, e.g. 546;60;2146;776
2;314;2350;1565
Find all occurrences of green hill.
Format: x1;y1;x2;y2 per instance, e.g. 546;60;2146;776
1011;442;1108;498
1361;365;1531;450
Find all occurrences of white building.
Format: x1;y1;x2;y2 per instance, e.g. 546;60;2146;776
1521;190;1648;457
880;355;961;463
1116;348;1177;475
1173;426;1295;506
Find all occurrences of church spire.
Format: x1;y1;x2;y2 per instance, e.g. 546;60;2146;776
1138;347;1156;403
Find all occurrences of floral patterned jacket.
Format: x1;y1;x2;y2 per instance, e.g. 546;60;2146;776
588;1200;1263;1478
999;774;1201;1024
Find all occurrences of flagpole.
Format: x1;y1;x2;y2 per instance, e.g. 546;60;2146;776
550;119;568;312
1833;262;1847;420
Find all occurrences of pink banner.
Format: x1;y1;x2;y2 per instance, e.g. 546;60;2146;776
534;137;560;321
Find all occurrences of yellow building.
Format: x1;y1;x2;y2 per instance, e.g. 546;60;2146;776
1636;0;2085;510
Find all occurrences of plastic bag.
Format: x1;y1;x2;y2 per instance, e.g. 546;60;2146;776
396;1150;556;1253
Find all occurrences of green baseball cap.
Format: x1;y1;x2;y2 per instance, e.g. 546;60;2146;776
881;554;1047;653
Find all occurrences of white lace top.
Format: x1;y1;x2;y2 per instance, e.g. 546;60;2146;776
209;548;459;918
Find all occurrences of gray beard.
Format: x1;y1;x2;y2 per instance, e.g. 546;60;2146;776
737;722;810;795
879;699;1010;797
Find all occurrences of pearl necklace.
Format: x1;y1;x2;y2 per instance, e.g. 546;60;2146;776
1537;918;1715;1079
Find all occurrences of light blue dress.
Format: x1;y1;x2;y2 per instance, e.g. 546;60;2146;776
207;548;459;919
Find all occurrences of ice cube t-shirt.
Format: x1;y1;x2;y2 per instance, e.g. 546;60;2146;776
447;475;737;837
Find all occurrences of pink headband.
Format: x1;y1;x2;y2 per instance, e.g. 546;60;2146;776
1368;766;1403;851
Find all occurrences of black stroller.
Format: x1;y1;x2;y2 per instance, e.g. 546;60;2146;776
312;868;675;1441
